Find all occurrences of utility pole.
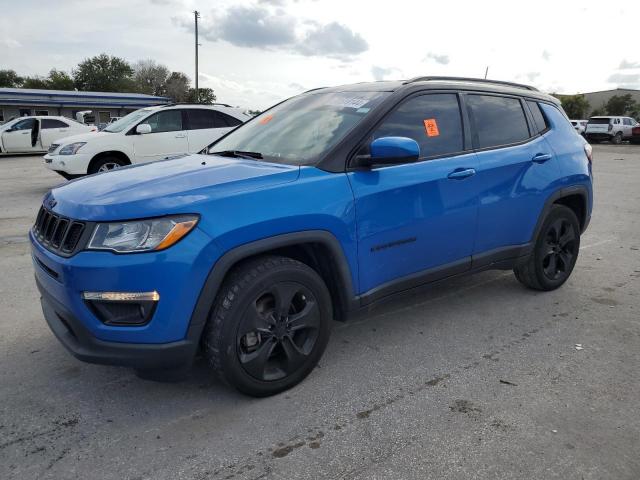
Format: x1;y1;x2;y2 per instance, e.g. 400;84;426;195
194;10;200;103
484;66;489;79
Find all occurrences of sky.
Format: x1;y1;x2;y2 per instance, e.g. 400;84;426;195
1;0;639;110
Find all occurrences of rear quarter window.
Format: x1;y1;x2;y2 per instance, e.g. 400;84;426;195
526;101;549;134
467;95;530;149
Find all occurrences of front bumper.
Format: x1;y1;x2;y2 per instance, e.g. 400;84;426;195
44;152;93;175
585;133;612;141
30;226;219;369
37;276;197;369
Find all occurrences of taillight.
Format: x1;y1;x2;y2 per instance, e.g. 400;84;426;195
584;143;593;163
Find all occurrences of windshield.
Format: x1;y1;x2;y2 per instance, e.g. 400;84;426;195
104;109;151;133
210;91;390;165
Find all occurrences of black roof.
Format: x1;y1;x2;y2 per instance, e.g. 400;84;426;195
306;77;559;105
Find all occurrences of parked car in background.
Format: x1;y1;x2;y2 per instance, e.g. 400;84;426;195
31;77;593;396
44;104;251;179
632;126;640;144
585;116;639;144
0;116;96;154
570;119;588;135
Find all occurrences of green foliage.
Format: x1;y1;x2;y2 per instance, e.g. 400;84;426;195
164;71;190;102
605;94;640;117
73;53;135;92
552;93;590;119
133;60;170;96
0;69;23;87
21;76;50;89
187;87;216;104
47;69;75;90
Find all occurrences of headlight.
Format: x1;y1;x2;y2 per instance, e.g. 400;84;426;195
87;215;198;253
59;142;87;155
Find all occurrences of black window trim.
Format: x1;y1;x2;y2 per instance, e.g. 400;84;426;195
462;91;547;153
346;90;472;171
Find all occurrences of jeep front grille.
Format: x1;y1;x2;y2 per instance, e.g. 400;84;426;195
33;205;86;255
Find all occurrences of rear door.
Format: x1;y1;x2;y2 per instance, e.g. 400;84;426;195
132;109;188;162
2;118;38;152
467;95;561;263
40;118;71;148
347;92;478;295
185;109;242;152
586;117;610;135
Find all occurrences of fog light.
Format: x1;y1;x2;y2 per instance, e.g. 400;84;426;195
82;291;159;326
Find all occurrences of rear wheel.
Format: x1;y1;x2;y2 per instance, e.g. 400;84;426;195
611;132;623;145
88;155;127;174
202;255;332;397
514;205;580;291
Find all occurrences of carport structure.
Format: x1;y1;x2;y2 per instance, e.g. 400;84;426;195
0;88;170;124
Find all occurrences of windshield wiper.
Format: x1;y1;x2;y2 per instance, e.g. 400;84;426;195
211;150;263;160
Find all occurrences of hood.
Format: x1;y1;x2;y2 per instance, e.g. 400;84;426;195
47;154;300;220
55;131;108;145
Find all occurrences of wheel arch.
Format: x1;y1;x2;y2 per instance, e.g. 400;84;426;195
185;231;358;347
532;186;590;243
88;150;131;173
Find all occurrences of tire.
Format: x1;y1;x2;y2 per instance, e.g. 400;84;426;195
514;205;581;291
88;155;127;174
611;132;623;145
202;255;333;397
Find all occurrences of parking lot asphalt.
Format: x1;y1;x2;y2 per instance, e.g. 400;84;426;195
1;146;639;480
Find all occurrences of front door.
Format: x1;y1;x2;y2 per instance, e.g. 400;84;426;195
132;109;188;162
347;93;478;296
2;118;39;152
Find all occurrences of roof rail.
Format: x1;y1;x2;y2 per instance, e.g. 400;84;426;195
403;76;539;92
159;102;234;108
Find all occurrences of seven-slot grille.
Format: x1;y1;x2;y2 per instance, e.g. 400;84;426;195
33;205;85;255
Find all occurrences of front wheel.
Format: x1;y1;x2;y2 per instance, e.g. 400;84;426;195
202;255;332;397
88;156;126;174
514;205;581;291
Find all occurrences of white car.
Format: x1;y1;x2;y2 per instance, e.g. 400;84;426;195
0;116;96;154
570;119;588;136
44;104;250;178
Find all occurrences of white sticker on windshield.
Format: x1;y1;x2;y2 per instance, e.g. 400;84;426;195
357;107;370;113
327;96;371;109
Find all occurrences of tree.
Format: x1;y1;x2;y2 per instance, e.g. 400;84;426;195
47;69;74;90
554;94;590;119
606;94;639;117
0;69;23;87
165;71;190;102
73;53;135;92
133;59;169;96
187;87;216;104
21;76;49;89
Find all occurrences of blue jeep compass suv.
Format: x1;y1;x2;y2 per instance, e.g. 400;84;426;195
31;77;593;396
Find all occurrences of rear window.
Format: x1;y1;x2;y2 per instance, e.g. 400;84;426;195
467;95;530;149
527;101;549;134
588;118;611;124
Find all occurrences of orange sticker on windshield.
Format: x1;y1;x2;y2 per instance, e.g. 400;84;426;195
259;114;273;125
423;118;440;137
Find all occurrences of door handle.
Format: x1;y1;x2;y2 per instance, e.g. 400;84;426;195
447;168;476;180
532;153;552;163
21;131;30;135
175;134;187;138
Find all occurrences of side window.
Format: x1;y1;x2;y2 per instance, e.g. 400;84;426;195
526;101;549;134
187;109;220;130
41;119;69;129
371;93;464;159
467;95;530;148
623;118;632;126
12;118;36;130
217;111;243;127
144;110;183;133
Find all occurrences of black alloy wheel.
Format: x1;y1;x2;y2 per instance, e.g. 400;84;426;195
237;282;321;381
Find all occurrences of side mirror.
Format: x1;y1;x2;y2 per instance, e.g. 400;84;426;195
354;136;420;168
136;124;152;135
